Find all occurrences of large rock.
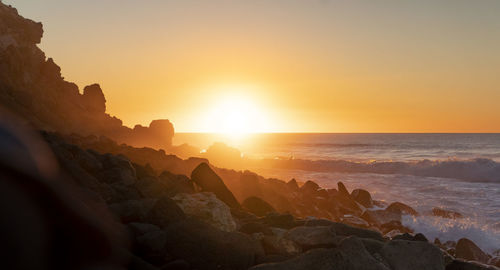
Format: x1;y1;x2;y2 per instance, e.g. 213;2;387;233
163;218;264;270
190;163;240;208
380;240;445;270
351;188;373;208
172;192;236;232
82;83;106;113
249;237;389;270
455;238;489;264
284;226;337;250
386;202;419;216
146;196;186;228
362;209;402;226
446;260;500;270
242;196;276;217
331;222;384;241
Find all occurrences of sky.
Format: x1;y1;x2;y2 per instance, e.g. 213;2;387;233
5;0;500;132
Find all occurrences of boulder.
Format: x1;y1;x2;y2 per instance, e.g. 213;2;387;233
392;232;428;242
249;237;389;270
82;83;106;113
190;163;240;208
331;222;384;241
147;196;186;228
386;202;419;216
109;199;157;224
284;226;337;250
362;209;402;226
262;213;296;229
159;171;195;195
433;208;464;219
242;196;276;217
380;240;445;270
341;215;370;228
351;188;373;208
337;181;350;196
287;179;299;191
446;260;499;270
171;192;236;232
163;218;264;270
239;222;273;235
455;238;489;264
262;235;302;256
300;180;320;194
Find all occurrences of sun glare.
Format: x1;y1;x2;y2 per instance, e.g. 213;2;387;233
200;90;272;137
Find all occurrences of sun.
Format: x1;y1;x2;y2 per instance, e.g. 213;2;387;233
200;92;271;137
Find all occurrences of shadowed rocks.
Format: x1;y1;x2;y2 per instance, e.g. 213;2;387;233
191;163;240;208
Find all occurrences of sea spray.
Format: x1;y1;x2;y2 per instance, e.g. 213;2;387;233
402;215;500;254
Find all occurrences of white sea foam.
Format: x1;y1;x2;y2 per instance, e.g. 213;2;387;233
402;215;500;254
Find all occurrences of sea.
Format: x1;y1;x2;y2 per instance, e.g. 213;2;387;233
174;133;500;253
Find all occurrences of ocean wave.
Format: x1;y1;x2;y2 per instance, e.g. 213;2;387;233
262;157;500;182
402;215;500;253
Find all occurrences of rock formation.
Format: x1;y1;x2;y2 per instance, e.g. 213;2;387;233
0;3;174;150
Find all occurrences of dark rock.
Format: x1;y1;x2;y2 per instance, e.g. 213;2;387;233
331;222;384;241
446;260;499;270
159;171;195;195
243;196;276;217
109;199;157;224
455;238;489;264
262;213;296;229
163;218;264;270
82;83;106;113
392;232;428;242
249;237;389;270
337;181;349;196
147;196;186;228
261;234;302;256
380;240;445;270
351;188;373;208
286;179;299;191
135;230;168;263
386;202;419;216
362;209;402;226
284;226;337;250
433;208;464;219
190;163;240;208
300;180;319;194
239;222;273;235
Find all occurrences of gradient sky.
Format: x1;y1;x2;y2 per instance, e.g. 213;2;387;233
5;0;500;132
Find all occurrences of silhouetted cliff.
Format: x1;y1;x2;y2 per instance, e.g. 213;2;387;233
0;3;173;150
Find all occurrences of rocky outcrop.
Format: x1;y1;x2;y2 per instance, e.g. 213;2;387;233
351;188;373;208
456;238;490;264
380;240;445;270
242;196;276;217
172;192;236;232
250;237;390;270
0;3;174;150
191;163;240;208
284;226;337;250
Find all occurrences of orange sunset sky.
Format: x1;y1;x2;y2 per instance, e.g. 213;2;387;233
6;0;500;133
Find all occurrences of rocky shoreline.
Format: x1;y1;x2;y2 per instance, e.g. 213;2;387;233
38;131;498;270
0;1;499;269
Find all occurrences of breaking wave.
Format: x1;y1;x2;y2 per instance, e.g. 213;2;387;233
262;157;500;183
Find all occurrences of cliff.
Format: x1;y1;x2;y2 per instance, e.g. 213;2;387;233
0;3;173;150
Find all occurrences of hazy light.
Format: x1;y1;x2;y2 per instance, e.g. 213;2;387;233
198;85;273;138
